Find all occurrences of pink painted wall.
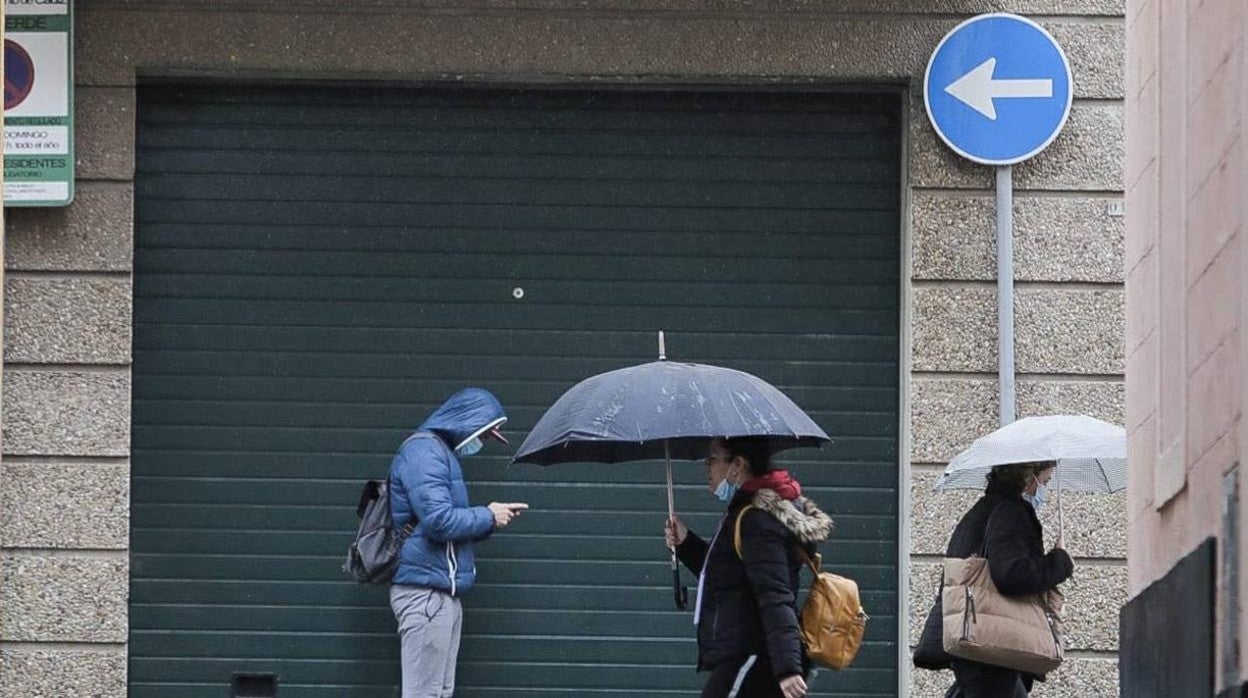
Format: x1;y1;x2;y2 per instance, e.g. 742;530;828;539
1125;0;1247;683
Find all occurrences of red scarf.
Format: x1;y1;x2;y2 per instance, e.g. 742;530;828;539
741;470;802;500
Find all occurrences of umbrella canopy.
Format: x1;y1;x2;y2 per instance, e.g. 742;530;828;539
934;415;1126;493
512;354;830;610
512;360;830;466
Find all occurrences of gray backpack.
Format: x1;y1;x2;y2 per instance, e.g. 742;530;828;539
343;432;433;584
342;478;415;584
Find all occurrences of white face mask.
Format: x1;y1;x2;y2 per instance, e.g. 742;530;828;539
714;474;739;502
1024;481;1049;510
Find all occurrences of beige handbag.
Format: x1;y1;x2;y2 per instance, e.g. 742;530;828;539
941;553;1065;676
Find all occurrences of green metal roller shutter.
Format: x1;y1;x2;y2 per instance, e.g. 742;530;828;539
130;83;901;697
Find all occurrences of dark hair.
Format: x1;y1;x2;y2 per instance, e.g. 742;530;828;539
986;461;1056;494
719;436;774;477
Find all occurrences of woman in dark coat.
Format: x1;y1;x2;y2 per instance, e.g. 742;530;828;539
664;437;834;698
927;461;1074;698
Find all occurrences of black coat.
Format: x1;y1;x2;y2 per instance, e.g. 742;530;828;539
949;487;1074;594
675;489;831;680
914;483;1075;672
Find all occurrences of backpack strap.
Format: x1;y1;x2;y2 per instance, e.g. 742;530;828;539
382;477;418;539
796;546;823;576
399;430;438;450
732;505;755;559
390;431;437;535
733;504;822;576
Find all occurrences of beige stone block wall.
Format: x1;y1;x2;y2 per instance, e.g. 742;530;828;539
3;278;132;364
0;13;138;694
5;184;134;271
913;194;1125;283
0;555;128;642
0;646;127;697
912;288;1125;374
2;371;130;456
0;462;129;549
0;2;1128;696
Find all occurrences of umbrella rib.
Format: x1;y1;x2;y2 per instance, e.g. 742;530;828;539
1098;458;1112;492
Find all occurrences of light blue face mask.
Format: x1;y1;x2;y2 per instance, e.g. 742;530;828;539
1024;483;1049;510
714;476;739;502
456;437;483;456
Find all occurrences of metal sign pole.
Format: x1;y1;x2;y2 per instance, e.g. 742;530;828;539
997;165;1016;427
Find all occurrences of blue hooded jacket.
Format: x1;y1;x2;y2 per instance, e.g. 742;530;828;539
389;387;506;595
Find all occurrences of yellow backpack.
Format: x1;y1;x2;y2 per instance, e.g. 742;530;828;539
733;505;868;670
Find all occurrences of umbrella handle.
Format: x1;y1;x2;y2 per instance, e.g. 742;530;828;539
672;555;688;610
1056;464;1065;548
663;440;687;609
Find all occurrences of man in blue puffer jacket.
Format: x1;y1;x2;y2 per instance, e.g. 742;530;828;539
389;387;528;698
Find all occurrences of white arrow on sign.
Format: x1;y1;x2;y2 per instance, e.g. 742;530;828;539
944;57;1053;121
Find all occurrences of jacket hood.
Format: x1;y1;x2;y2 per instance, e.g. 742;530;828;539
418;387;507;449
749;488;834;544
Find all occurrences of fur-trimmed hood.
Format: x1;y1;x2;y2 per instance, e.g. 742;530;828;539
749;488;834;544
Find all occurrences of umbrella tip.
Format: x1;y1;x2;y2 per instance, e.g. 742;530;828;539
658;330;666;361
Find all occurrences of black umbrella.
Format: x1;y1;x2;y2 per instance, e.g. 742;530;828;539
512;333;830;608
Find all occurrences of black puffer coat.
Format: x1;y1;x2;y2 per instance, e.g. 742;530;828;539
675;488;833;679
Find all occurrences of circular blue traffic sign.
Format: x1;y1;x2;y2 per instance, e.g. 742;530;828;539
924;13;1072;166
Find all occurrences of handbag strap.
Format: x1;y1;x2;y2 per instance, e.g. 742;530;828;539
976;501;1008;558
732;504;821;576
975;502;1057;610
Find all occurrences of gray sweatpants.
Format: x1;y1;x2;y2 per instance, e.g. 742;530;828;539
390;585;463;698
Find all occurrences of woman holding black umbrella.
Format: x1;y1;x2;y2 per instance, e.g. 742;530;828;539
664;436;834;698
